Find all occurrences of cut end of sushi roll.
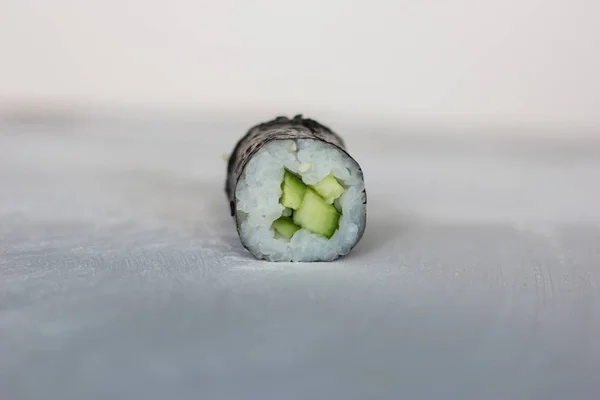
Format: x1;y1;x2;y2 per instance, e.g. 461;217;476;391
233;138;366;262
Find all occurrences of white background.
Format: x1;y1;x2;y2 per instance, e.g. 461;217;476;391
1;0;599;129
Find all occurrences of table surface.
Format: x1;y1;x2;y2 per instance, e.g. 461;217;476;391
1;117;599;400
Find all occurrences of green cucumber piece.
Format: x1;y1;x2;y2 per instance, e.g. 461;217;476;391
280;170;307;210
310;174;345;204
293;189;340;239
272;217;301;239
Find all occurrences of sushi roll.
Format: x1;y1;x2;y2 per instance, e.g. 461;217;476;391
225;115;367;262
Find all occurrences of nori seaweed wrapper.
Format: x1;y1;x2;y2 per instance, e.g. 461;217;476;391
225;114;367;251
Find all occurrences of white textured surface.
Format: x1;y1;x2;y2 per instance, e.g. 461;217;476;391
1;118;600;399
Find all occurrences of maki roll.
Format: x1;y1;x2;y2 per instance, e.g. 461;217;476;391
225;115;367;262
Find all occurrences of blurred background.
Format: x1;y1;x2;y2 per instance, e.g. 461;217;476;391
1;0;599;133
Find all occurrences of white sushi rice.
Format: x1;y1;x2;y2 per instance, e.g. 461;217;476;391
235;139;366;262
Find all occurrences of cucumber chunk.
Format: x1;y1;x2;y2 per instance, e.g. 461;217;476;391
293;189;340;239
272;217;301;239
280;170;307;210
310;174;345;204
